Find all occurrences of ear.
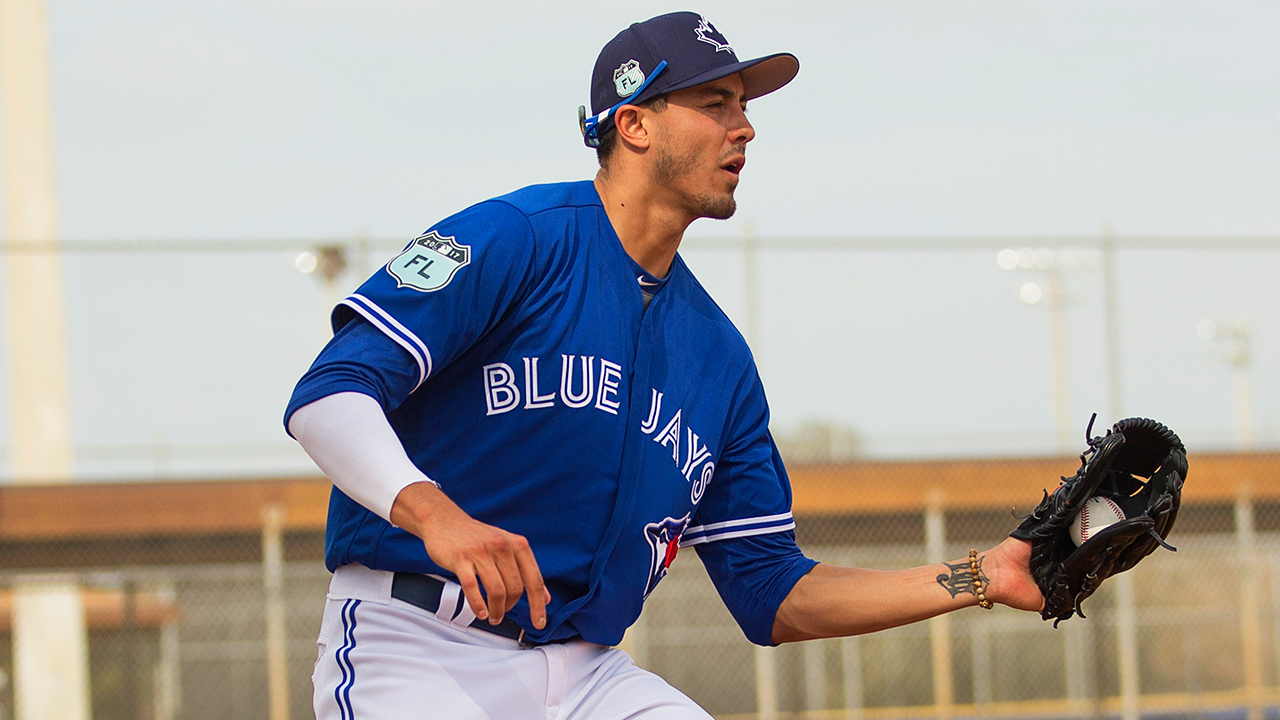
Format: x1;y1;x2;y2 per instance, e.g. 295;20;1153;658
612;104;652;152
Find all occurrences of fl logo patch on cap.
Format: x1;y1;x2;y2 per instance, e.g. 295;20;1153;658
614;59;645;97
387;230;470;292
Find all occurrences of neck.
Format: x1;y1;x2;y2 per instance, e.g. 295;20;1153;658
593;170;693;278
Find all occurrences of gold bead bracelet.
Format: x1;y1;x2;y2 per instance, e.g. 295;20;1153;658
970;548;993;610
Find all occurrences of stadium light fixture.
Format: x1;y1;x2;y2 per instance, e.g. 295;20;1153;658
294;251;318;274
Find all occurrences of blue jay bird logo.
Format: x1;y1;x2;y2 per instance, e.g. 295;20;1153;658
694;16;733;53
643;513;691;598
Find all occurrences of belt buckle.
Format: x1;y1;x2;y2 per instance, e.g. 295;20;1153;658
517;628;530;647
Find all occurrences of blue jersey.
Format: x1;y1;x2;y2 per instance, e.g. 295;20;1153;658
287;180;815;646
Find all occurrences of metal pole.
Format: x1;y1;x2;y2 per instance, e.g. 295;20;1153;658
1064;620;1088;714
263;505;291;720
885;634;906;707
123;581;143;719
356;232;371;280
743;222;761;353
803;641;826;712
154;583;181;720
1232;350;1255;450
1;0;72;480
841;636;864;720
1115;572;1140;720
12;579;91;720
1236;492;1264;720
755;645;778;720
1182;624;1203;712
1100;223;1122;422
1271;556;1280;690
1047;267;1072;452
925;496;954;719
1201;318;1254;449
2;1;89;717
970;616;992;720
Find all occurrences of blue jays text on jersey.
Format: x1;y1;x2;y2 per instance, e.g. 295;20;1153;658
286;180;815;647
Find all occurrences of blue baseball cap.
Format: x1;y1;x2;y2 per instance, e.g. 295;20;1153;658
579;12;799;148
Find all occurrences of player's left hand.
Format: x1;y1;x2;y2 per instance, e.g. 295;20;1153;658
980;537;1045;612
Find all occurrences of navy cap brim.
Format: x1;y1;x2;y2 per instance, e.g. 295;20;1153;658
654;52;799;103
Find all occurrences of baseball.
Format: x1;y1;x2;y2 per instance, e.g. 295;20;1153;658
1070;496;1126;547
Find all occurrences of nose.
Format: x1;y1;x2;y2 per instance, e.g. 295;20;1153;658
730;107;755;145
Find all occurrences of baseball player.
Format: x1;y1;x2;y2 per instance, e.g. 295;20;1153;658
286;12;1043;719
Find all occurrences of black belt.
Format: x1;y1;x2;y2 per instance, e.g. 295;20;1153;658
390;572;568;647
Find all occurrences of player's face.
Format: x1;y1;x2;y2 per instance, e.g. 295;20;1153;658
649;74;754;220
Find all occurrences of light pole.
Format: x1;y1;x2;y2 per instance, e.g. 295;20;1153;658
1100;222;1122;423
997;246;1100;453
1198;317;1254;449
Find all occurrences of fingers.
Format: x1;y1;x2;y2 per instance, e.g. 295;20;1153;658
438;530;544;627
473;556;509;624
490;543;524;622
512;535;549;630
454;565;489;622
419;505;548;628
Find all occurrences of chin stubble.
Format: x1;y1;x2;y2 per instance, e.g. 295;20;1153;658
654;143;738;221
693;192;736;220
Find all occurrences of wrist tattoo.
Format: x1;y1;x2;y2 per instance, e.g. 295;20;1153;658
936;555;988;599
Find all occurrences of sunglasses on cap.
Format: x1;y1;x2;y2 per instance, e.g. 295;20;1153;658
578;60;668;148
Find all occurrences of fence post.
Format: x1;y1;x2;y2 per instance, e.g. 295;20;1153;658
263;504;291;720
1064;620;1092;715
12;578;92;720
1271;555;1280;690
154;582;182;720
971;615;992;720
1182;626;1203;712
1115;572;1140;720
742;224;761;354
841;635;864;720
755;645;778;720
1236;491;1264;720
925;494;954;720
804;641;826;712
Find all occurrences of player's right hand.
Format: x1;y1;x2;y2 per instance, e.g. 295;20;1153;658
390;481;551;629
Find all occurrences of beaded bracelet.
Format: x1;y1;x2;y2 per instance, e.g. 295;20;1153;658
970;549;993;610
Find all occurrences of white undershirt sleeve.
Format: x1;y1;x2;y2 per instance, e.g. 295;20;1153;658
288;392;438;523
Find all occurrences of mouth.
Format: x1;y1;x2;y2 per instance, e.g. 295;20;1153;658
720;156;745;177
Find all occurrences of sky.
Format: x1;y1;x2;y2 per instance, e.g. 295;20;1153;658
0;0;1278;478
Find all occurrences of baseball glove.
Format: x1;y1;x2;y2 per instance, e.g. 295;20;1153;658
1010;415;1188;626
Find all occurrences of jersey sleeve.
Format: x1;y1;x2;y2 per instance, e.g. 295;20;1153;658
688;367;818;646
284;317;423;433
330;199;537;390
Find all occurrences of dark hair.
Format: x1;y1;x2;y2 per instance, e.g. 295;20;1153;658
595;95;668;168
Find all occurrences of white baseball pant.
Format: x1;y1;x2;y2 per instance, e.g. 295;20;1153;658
312;564;713;720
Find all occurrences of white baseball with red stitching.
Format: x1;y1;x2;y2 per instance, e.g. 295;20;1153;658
1070;496;1126;547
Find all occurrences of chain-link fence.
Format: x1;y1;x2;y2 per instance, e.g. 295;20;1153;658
4;474;1280;720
